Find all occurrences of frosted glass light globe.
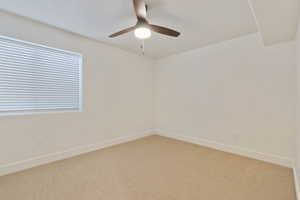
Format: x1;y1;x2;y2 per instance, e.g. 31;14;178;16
134;27;151;39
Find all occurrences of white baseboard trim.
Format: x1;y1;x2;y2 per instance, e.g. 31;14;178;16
0;129;294;177
0;129;154;177
155;129;293;168
294;168;300;200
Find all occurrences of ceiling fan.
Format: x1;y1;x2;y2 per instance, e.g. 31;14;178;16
109;0;180;39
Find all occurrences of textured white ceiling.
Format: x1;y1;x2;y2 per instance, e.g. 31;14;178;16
0;0;298;59
0;0;258;58
249;0;300;45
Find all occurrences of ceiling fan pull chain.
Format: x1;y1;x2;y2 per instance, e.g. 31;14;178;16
140;40;145;55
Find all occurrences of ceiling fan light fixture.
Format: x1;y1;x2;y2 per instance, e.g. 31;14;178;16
134;27;151;39
109;0;180;39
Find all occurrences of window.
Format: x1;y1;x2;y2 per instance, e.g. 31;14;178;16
0;35;82;115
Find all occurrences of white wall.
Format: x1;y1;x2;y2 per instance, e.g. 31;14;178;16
154;33;296;163
0;11;153;174
295;19;300;188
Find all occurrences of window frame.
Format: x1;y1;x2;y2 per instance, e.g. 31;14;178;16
0;35;83;116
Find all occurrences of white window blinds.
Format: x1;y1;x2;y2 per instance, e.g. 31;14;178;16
0;36;82;115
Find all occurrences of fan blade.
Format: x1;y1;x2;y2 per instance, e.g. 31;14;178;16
149;24;180;37
109;26;136;38
133;0;147;21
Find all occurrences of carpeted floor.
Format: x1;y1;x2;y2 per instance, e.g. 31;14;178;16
0;135;296;200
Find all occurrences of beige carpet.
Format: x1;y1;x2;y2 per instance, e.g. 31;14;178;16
0;135;296;200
